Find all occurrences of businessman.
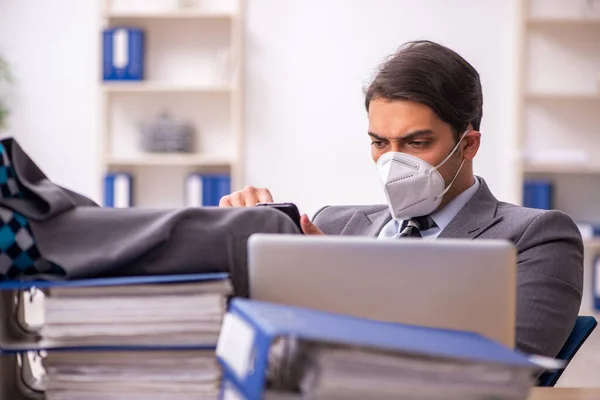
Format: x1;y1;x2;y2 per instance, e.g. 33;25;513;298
220;40;583;359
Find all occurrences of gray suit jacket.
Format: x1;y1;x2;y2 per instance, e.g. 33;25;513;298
312;177;583;358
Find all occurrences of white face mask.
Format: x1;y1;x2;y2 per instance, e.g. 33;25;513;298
376;131;468;220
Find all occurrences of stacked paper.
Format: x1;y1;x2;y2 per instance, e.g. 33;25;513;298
41;279;231;346
0;273;232;399
299;346;536;399
44;350;220;400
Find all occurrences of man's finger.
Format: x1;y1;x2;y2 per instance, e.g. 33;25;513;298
219;196;233;207
229;192;246;207
257;188;274;203
300;214;324;235
242;186;259;206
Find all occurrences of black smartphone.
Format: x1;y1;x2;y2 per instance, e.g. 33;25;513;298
256;202;303;233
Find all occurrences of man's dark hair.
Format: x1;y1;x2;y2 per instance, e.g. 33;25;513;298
364;40;483;142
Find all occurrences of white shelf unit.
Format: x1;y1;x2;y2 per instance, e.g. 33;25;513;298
102;82;233;93
516;0;600;314
99;0;244;208
105;11;236;20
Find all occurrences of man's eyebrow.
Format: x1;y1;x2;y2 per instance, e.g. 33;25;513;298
368;132;386;141
368;130;434;141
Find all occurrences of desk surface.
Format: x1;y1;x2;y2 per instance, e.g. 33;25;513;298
529;388;600;400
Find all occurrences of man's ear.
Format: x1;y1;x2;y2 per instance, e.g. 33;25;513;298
462;130;481;160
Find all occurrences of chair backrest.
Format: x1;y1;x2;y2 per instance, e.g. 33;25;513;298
537;315;597;387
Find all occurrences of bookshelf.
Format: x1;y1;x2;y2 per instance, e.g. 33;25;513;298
102;82;233;93
516;0;600;315
99;0;244;207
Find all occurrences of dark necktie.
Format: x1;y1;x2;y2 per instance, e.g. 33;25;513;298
396;216;436;238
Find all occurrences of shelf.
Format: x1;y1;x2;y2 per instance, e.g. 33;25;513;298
584;239;600;249
525;93;600;101
527;18;600;26
106;154;233;167
102;82;232;94
104;10;236;20
523;163;600;175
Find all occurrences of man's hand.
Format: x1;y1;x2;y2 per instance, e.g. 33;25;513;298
300;214;324;235
219;186;274;207
219;186;325;235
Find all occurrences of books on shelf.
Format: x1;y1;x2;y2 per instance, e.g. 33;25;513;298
102;27;144;81
104;172;133;208
523;179;553;210
185;173;231;207
0;273;232;399
217;299;553;400
104;172;232;208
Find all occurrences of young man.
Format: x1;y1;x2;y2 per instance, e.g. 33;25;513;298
219;40;583;359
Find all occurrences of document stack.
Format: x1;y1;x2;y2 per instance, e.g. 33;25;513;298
43;349;220;400
217;299;554;400
0;272;231;400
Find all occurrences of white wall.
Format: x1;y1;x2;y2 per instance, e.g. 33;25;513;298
0;0;103;203
244;0;521;216
0;0;520;215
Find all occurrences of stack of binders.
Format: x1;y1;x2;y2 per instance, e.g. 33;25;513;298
217;299;557;400
185;173;231;207
0;273;231;400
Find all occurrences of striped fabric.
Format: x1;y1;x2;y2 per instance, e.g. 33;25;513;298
395;216;436;238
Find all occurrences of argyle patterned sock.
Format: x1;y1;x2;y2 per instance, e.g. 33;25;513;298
0;142;61;279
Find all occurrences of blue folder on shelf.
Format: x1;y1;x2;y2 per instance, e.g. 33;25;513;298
216;298;543;400
185;173;231;207
102;27;144;81
523;179;553;210
104;172;133;207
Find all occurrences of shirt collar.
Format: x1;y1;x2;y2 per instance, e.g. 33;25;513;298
430;176;480;232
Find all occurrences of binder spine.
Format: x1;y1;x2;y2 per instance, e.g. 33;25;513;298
104;173;133;208
523;179;553;210
102;28;144;81
185;173;203;207
199;174;232;206
104;174;115;208
216;309;270;400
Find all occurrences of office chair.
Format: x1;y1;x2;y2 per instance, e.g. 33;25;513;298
537;316;597;387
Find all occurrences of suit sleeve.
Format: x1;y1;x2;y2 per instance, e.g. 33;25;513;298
312;206;350;235
312;205;330;224
514;210;583;357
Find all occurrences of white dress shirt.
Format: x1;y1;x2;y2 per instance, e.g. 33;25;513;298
378;177;480;240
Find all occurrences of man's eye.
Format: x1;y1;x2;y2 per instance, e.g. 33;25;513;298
409;141;428;148
371;141;385;148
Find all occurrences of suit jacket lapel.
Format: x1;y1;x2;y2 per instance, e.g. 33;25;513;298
438;177;503;239
341;206;391;236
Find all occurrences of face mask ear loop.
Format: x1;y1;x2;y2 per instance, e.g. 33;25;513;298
440;158;466;197
431;130;470;172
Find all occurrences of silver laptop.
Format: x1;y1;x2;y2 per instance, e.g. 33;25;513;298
248;234;517;348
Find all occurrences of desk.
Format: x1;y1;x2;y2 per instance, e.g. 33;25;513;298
529;388;600;399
